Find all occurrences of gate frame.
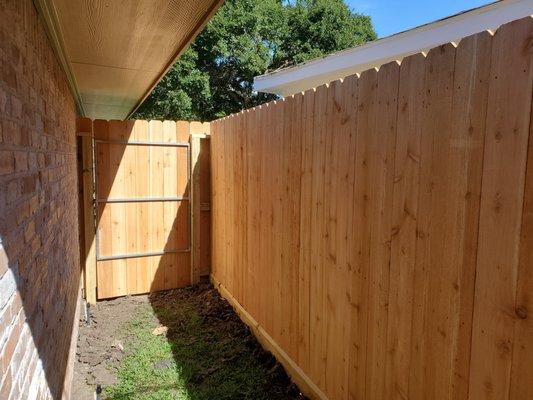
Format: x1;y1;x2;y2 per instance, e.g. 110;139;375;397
77;119;210;303
77;119;97;304
93;139;191;263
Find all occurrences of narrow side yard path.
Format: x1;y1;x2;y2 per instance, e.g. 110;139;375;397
73;284;306;400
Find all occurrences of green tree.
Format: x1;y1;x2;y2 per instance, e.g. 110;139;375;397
133;0;376;121
274;0;376;68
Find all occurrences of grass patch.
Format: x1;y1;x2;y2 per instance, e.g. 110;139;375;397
103;286;302;400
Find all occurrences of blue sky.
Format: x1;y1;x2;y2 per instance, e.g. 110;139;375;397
347;0;496;38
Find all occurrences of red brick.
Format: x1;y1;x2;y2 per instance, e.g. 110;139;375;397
0;245;7;277
9;293;22;319
10;96;22;119
0;366;12;399
15;202;29;226
0;302;14;338
2;61;18;90
0;150;14;175
24;220;35;243
10;327;30;377
0;87;7;115
20;352;38;398
7;378;20;399
0;1;79;398
21;174;38;194
14;151;27;172
5;180;19;204
28;152;37;170
0;313;22;374
30;236;41;257
3;232;23;261
28;195;38;215
19;127;29;147
2;121;21;146
37;153;45;168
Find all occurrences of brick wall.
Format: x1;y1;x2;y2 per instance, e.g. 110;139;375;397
0;1;80;399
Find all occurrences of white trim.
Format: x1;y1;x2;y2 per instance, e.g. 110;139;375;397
254;0;533;96
32;0;85;116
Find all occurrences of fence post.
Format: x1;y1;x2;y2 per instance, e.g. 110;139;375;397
190;122;211;284
190;133;201;284
77;118;97;304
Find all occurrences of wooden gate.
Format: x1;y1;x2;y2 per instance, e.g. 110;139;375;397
78;119;210;301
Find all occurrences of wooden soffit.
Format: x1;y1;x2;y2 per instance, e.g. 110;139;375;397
34;0;223;120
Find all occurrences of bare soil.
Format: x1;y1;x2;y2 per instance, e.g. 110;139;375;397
73;283;307;400
72;295;147;399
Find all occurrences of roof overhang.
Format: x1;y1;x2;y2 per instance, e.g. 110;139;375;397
254;0;533;96
34;0;224;120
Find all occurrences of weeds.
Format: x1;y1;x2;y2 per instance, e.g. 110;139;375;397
103;286;301;400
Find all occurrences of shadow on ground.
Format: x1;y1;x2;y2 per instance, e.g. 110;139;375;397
73;283;307;400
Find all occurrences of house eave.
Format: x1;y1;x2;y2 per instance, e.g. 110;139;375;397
254;0;533;96
34;0;224;120
33;0;86;116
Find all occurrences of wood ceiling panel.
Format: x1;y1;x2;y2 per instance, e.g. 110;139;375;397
72;62;154;106
43;0;223;119
82;103;133;121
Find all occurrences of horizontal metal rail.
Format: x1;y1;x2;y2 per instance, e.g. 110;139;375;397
93;137;192;263
96;197;189;204
95;139;189;147
97;249;190;262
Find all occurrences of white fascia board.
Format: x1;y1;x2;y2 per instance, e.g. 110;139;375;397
255;0;533;96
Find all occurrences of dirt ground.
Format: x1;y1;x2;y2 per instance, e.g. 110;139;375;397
73;283;307;400
72;295;146;399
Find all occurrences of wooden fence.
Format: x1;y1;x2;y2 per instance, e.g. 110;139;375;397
210;17;533;400
77;119;211;303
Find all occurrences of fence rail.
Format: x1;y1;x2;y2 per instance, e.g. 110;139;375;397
210;17;533;400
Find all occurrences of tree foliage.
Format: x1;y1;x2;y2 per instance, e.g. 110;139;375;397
133;0;376;121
